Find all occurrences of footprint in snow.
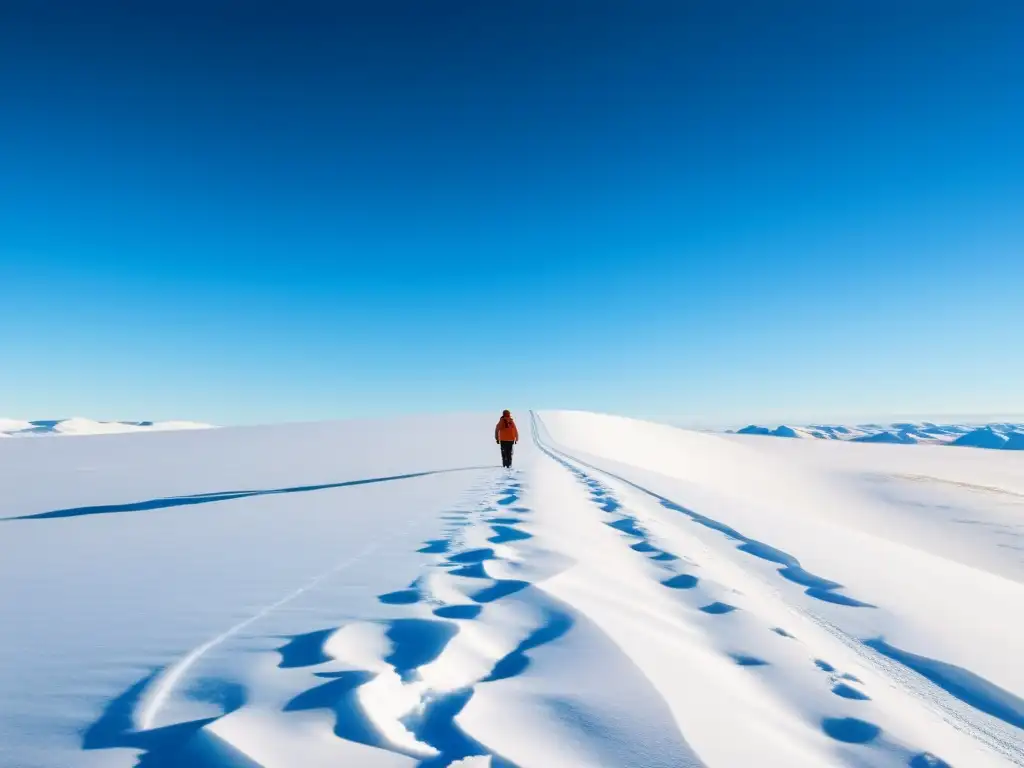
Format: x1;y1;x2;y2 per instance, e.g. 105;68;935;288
821;717;881;744
472;579;530;603
661;574;699;590
700;602;737;615
384;618;458;682
447;548;495;564
909;753;952;768
378;588;421;605
448;562;490;579
419;539;450;554
488;524;532;544
277;628;335;668
606;517;645;537
434;605;482;620
832;682;871;701
651;551;679;562
731;654;769;667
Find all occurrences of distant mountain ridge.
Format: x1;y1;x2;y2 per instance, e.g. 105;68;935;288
0;417;214;437
731;421;1024;451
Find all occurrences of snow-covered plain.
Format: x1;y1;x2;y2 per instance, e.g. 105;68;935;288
0;417;215;437
0;411;1021;767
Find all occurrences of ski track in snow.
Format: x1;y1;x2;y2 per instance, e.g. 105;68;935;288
136;539;384;732
46;411;1023;767
85;440;701;767
83;473;558;766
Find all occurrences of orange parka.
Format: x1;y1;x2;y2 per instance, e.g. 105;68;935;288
495;413;519;443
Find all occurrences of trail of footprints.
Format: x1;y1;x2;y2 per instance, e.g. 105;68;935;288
82;474;551;768
276;472;570;768
84;456;960;767
549;453;952;767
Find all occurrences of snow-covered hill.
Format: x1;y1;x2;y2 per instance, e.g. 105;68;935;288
733;421;1024;450
0;417;215;437
1;411;1021;767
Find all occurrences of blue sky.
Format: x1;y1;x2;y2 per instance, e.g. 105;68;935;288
2;1;1022;426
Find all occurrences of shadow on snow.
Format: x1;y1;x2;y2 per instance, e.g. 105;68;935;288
865;638;1024;729
7;467;492;521
83;669;255;768
531;411;1020;742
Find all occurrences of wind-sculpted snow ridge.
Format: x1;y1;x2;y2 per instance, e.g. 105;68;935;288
732;420;1024;450
1;411;1021;766
0;416;215;436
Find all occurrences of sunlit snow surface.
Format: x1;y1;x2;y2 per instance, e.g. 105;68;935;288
1;411;1021;767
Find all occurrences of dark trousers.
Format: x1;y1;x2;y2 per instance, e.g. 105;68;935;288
499;440;515;468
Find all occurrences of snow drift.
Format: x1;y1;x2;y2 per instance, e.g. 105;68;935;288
0;411;1021;767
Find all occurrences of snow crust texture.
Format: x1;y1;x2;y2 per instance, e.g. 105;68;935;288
0;411;1021;767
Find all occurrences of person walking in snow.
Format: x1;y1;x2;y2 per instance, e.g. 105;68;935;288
495;410;519;468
